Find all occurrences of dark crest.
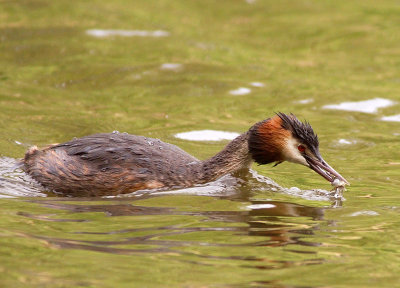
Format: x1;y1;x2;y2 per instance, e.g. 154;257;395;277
276;112;320;154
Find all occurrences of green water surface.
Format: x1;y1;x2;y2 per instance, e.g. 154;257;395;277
1;0;400;287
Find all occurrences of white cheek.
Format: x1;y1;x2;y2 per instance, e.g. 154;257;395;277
282;138;309;166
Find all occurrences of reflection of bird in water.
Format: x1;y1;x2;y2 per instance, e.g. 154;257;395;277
247;201;324;248
23;113;348;196
27;197;324;250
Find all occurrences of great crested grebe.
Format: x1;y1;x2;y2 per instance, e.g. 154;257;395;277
24;113;348;196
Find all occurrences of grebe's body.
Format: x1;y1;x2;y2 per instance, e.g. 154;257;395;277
25;132;251;196
24;113;348;196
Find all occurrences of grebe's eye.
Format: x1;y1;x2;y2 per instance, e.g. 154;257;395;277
297;145;306;153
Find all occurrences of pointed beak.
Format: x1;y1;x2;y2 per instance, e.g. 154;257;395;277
304;155;349;185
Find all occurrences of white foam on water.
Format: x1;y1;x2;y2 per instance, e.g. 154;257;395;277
86;29;170;38
151;184;229;197
160;63;182;71
288;187;301;193
114;169;338;202
0;194;15;198
249;82;265;87
0;157;47;198
323;98;395;113
349;210;379;217
296;98;314;104
174;130;240;141
381;114;400;122
246;204;276;210
229;87;251;95
147;174;243;198
338;139;356;145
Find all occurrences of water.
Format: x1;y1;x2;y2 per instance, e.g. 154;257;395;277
1;0;400;287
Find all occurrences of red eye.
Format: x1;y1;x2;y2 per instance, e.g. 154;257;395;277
298;145;306;153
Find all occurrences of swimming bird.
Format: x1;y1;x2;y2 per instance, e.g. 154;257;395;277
24;113;348;196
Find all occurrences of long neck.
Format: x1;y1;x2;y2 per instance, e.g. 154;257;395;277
197;132;253;183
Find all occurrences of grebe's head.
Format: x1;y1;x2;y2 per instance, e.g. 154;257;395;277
248;112;349;184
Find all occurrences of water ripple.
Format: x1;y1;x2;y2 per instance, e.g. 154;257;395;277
0;157;46;198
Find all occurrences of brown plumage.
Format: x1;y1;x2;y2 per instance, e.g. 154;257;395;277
24;113;348;197
248;116;290;164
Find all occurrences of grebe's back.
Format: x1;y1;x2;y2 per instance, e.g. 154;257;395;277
24;133;199;196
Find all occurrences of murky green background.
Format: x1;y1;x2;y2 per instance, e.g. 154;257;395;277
1;0;400;287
